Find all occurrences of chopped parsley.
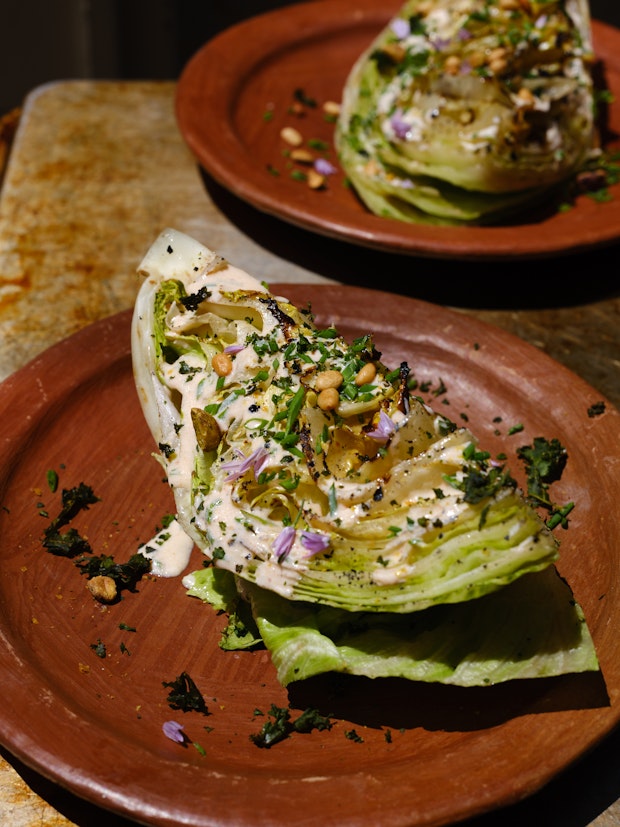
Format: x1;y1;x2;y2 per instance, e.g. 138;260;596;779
250;704;333;748
516;436;574;528
90;639;107;659
163;672;209;715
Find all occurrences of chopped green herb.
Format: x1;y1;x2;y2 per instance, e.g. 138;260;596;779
250;704;333;748
90;639;107;658
587;401;606;418
163;672;209;715
76;552;151;593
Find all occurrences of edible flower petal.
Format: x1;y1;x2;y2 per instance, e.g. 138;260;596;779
273;525;296;562
224;343;244;354
390;112;410;140
314;158;337;176
391;17;409;40
163;720;186;744
367;410;396;441
300;531;330;556
221;446;270;482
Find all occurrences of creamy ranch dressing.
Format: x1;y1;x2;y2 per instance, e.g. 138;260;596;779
139;518;195;577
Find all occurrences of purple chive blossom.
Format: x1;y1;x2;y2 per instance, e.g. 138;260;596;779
535;14;548;28
273;525;296;562
459;60;472;76
457;28;472;41
300;531;330;557
367;410;396;442
314;158;337;176
224;343;244;354
163;721;186;744
390;112;410;140
391;17;410;40
221;446;270;482
430;36;451;51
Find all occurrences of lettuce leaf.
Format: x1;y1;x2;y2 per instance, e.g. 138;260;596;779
185;565;598;687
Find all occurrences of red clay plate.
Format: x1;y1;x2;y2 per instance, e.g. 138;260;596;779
175;0;620;260
0;286;618;827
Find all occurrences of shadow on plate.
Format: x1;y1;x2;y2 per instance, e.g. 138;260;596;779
0;675;616;827
201;171;620;311
287;670;609;732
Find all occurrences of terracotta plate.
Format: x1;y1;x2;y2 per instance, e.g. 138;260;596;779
175;0;620;260
0;286;618;827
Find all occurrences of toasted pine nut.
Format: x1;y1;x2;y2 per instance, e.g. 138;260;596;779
280;126;303;146
323;101;341;116
290;148;314;164
212;352;233;376
489;57;508;74
488;47;508;62
499;0;520;9
355;363;377;386
317;387;340;411
316;369;343;391
444;55;461;75
307;170;326;190
87;575;117;603
516;87;535;106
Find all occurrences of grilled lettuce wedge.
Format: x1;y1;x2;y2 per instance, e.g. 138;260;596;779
335;0;596;225
132;229;599;686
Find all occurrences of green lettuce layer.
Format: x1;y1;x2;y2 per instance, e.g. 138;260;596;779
185;564;599;688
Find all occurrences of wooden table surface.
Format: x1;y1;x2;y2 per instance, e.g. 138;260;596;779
0;80;618;827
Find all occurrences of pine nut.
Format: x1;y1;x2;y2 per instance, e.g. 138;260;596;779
516;87;535;106
212;352;233;376
489;57;508;74
444;55;461;75
307;170;326;190
290;148;314;164
316;369;343;390
488;47;508;63
323;101;341;116
317;387;340;411
355;363;377;386
87;575;118;603
280;126;303;147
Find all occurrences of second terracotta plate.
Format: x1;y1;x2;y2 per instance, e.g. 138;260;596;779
0;285;618;826
176;0;620;260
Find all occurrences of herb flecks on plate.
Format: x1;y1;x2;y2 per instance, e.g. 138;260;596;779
40;477;151;603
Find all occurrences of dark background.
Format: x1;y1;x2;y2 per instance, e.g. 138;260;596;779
1;0;619;115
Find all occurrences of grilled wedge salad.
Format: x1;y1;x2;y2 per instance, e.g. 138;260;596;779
335;0;596;225
132;229;599;687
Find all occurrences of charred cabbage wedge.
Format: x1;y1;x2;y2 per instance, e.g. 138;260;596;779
132;229;599;686
335;0;596;225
